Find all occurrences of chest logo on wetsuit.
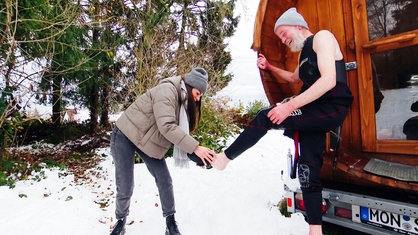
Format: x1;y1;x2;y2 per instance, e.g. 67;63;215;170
299;57;308;68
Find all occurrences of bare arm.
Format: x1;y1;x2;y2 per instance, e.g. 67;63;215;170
290;30;339;107
257;53;301;83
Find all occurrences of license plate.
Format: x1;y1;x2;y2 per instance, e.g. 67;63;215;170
360;206;418;234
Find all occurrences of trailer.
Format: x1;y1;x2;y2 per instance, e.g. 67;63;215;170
284;183;418;234
252;0;418;234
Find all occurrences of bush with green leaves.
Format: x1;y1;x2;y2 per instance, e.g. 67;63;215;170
0;87;24;150
245;100;267;119
194;97;240;153
193;98;267;152
278;197;291;217
17;119;91;145
232;99;267;128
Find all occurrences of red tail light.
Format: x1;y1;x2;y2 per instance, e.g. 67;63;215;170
335;207;352;219
294;193;327;214
295;193;306;211
287;197;293;208
296;198;306;211
321;201;327;214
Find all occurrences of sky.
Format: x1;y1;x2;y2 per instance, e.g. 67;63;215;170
217;0;268;106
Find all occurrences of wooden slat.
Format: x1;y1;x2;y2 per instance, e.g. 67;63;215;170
252;0;268;52
376;140;418;155
350;0;377;152
341;0;361;151
316;0;330;31
255;0;299;105
362;33;417;50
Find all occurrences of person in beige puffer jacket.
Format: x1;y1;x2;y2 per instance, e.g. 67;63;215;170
109;67;215;235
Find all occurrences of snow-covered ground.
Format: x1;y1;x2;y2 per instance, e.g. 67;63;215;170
0;130;309;235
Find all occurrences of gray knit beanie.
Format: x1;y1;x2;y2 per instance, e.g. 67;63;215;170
184;67;208;94
274;8;309;32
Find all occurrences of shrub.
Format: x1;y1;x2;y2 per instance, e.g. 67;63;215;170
246;100;267;118
0;171;15;188
0;86;29;151
278;197;291;217
193;98;268;152
17;120;91;145
194;97;240;153
233;99;267;128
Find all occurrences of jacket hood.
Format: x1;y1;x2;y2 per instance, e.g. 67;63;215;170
159;76;183;98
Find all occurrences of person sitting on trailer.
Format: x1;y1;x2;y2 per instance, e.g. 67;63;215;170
212;7;353;235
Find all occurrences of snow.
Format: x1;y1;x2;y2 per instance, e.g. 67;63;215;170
0;130;310;235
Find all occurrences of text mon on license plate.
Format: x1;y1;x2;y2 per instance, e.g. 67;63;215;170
360;206;418;235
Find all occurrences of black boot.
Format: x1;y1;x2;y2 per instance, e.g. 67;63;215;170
165;214;182;235
110;218;126;235
188;153;212;169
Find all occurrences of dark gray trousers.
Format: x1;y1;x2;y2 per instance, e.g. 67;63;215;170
110;126;175;220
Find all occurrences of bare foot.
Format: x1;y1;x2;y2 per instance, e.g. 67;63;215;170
309;225;322;235
212;152;230;170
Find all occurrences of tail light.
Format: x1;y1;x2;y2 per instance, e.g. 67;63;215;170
335;206;352;219
294;193;327;214
295;193;306;211
287;197;293;208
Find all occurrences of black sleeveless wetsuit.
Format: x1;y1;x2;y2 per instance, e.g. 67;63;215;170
298;35;353;106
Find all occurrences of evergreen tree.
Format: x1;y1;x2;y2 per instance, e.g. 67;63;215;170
38;0;86;126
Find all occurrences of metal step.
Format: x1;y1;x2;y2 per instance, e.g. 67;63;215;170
363;158;418;182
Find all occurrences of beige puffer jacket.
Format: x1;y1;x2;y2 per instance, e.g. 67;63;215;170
115;76;199;159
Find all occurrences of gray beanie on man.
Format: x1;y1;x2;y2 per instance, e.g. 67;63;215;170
274;7;309;32
185;67;208;94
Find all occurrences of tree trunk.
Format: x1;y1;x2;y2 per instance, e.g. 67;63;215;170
100;71;110;128
88;81;99;132
51;75;62;126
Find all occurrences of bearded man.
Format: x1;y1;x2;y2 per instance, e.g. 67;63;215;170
213;8;353;235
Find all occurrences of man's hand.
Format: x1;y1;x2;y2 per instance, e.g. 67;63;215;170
267;99;299;124
257;54;272;70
